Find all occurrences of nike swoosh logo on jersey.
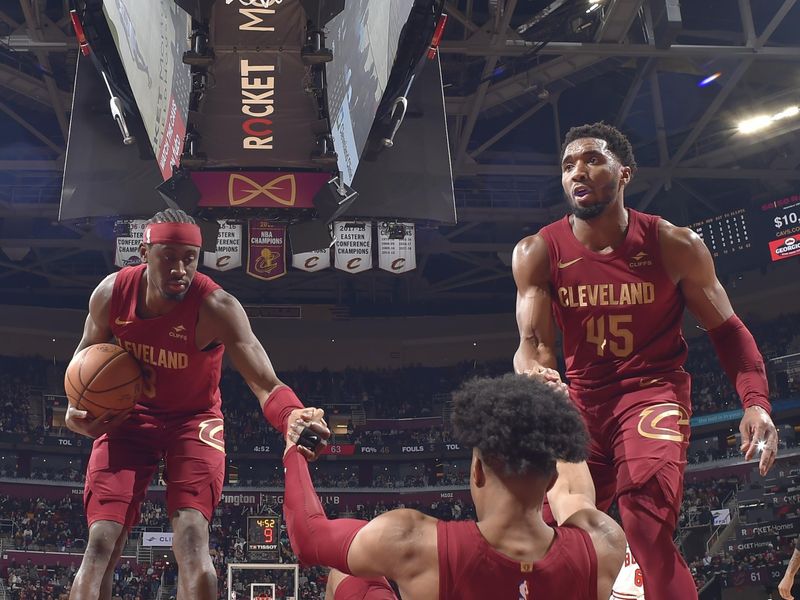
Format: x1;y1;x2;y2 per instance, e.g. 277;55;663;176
557;257;583;269
114;317;134;326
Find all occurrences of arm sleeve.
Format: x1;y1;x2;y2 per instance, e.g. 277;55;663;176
707;315;771;413
283;446;366;573
262;386;304;434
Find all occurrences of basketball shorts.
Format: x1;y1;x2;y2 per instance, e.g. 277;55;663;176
571;372;691;515
84;410;225;528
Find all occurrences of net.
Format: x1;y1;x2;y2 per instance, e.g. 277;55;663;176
228;563;298;600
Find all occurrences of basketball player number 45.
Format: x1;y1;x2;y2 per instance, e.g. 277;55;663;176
586;314;633;357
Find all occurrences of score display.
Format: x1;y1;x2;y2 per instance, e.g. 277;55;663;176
247;516;281;561
690;208;752;260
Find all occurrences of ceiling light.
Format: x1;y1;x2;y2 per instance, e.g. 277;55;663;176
738;104;800;134
586;3;601;12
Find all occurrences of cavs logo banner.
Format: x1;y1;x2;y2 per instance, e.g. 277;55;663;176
247;221;287;281
203;221;242;271
334;221;372;274
377;222;416;274
114;220;148;268
292;248;331;272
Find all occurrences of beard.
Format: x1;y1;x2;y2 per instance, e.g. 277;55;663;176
564;176;618;221
161;288;188;302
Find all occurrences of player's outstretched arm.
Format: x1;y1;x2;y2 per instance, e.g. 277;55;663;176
779;538;800;600
200;291;329;458
547;461;626;600
284;416;438;599
660;221;778;475
512;234;562;388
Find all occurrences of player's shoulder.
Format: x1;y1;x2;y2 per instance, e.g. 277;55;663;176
512;233;551;281
89;272;119;304
657;218;707;265
201;288;240;316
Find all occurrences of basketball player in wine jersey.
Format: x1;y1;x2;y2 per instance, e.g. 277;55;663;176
64;209;328;600
512;122;779;600
281;375;627;600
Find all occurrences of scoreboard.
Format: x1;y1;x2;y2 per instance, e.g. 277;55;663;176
247;515;281;561
689;193;800;273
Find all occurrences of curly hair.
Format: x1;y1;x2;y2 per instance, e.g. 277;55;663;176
451;374;588;477
563;122;637;174
146;208;195;225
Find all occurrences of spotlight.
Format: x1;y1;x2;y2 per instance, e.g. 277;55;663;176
738;105;800;134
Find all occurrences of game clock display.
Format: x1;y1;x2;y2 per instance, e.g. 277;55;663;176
247;516;281;560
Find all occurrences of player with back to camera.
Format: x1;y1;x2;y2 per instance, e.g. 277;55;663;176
281;374;627;600
512;122;779;600
64;208;329;600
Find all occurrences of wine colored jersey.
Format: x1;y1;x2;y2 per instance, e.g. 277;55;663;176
438;521;598;600
538;210;688;389
109;264;224;418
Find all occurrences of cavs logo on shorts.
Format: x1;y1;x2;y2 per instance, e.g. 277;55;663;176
198;418;225;453
637;403;690;443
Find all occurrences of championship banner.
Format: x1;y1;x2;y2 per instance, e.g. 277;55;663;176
334;221;372;274
247;221;287;281
203;221;242;271
377;222;416;273
291;248;331;272
114;220;148;268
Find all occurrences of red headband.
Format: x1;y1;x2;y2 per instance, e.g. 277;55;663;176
143;222;202;247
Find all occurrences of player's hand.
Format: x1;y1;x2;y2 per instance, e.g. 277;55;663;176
778;575;794;600
522;365;568;396
739;406;778;476
284;407;330;461
65;405;133;439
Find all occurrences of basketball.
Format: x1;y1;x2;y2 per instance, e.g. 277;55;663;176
64;343;142;418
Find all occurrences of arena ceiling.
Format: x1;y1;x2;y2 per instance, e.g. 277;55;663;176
0;0;799;316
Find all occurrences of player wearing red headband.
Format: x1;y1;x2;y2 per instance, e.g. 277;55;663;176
65;208;329;600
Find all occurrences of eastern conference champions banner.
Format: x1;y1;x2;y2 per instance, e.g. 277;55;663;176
334;221;372;274
203;221;243;271
292;248;331;272
114;220;148;267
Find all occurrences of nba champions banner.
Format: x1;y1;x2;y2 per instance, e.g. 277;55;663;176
334;221;372;274
377;222;416;274
203;221;243;271
114;220;148;268
247;221;287;281
292;248;331;272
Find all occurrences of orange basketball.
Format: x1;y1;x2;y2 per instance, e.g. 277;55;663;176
64;343;142;418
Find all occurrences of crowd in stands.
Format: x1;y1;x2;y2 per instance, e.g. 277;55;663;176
689;538;797;590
